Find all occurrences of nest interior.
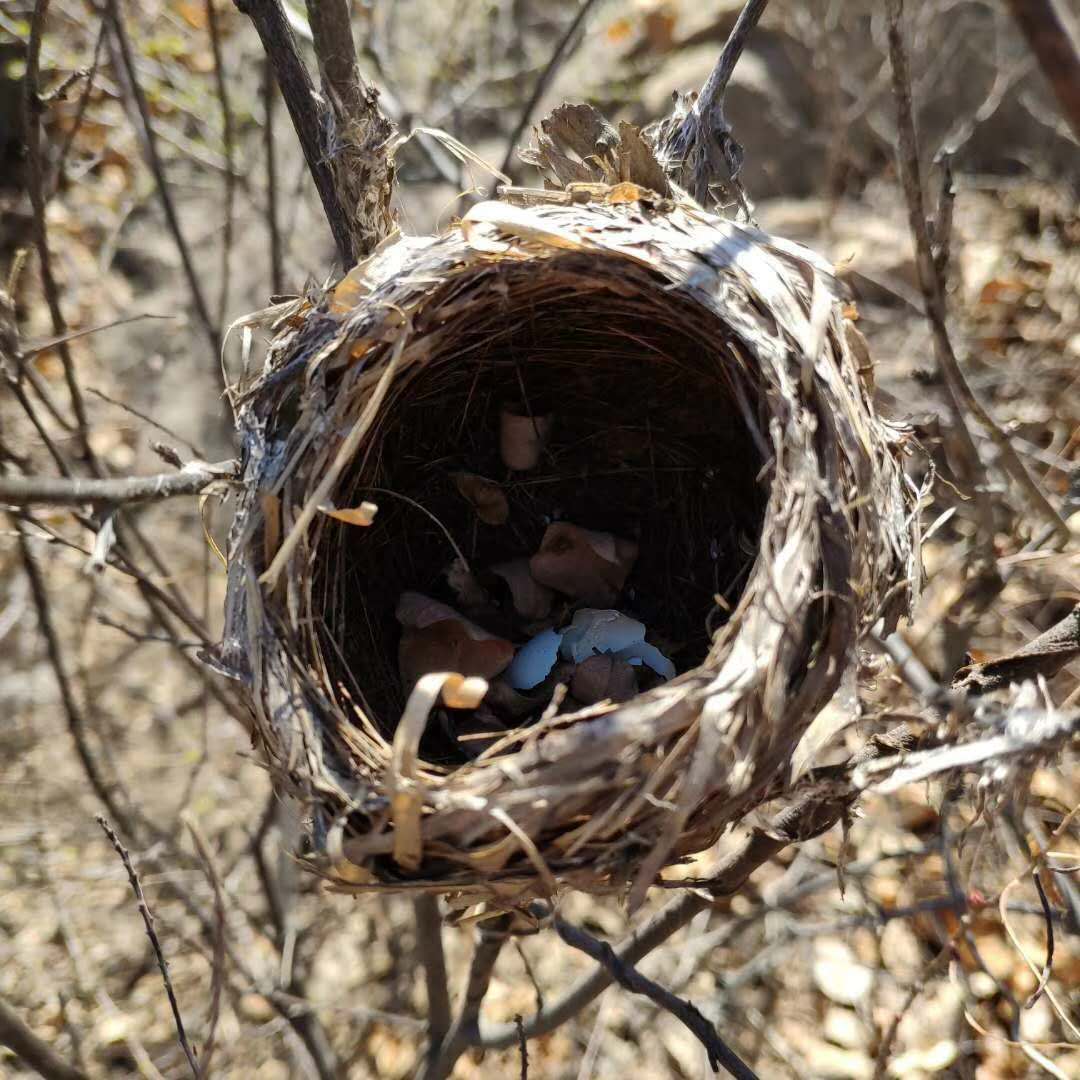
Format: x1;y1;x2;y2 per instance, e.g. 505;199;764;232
321;259;769;759
222;199;918;903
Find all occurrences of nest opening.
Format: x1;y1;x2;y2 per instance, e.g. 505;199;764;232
314;256;770;765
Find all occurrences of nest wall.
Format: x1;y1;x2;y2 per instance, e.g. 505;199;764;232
219;197;920;907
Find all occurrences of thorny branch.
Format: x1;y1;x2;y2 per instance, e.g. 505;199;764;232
97;816;199;1078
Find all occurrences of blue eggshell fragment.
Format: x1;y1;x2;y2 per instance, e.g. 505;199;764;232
615;641;676;681
505;628;563;689
560;609;647;663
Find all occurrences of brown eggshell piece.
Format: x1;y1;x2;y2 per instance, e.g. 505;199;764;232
528;523;638;606
500;409;552;471
570;654;639;705
398;619;514;690
490;558;554;621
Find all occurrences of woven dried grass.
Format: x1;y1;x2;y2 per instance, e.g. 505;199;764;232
219;190;920;910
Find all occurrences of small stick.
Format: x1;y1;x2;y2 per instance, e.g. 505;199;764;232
234;0;356;265
421;917;510;1080
0;461;235;507
0;995;87;1080
204;0;236;331
886;0;1069;546
413;895;452;1055
97;816;199;1078
499;0;604;176
23;0;94;455
552;915;757;1079
104;0;221;362
184;819;226;1079
262;61;285;296
658;0;770;206
1003;0;1080;141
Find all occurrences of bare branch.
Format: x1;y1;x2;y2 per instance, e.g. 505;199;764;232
475;731;909;1052
104;0;222;362
0;461;236;507
0;995;87;1080
886;0;1070;546
656;0;770;206
97;816;199;1077
413;895;452;1054
500;0;604;176
15;519;134;832
23;0;94;455
952;603;1080;695
1004;0;1080;142
204;0;236;331
421;917;510;1080
551;914;757;1079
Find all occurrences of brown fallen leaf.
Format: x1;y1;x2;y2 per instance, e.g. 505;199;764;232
490;558;554;620
529;522;638;606
453;472;509;525
396;592;514;688
570;654;638;705
500;408;551;471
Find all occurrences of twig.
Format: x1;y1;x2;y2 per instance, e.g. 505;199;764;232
96;816;199;1078
0;460;235;507
515;1014;528;1080
656;0;770;206
951;603;1080;696
475;731;909;1052
263;60;285;296
104;0;221;362
421;916;510;1080
1027;869;1055;1010
23;0;94;458
499;0;604;176
0;994;88;1080
204;0;236;331
551;915;757;1079
1003;0;1080;142
15;519;132;831
413;895;452;1056
184;819;226;1079
886;0;1069;546
233;0;357;265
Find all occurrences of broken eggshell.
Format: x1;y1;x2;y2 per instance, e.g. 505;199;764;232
499;407;551;471
529;522;638;607
396;592;514;689
490;557;554;621
571;654;638;705
504;627;562;690
506;608;675;692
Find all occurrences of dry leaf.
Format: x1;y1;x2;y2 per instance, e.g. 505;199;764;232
490;558;553;620
319;500;378;526
453;472;509;525
499;408;551;471
529;522;638;606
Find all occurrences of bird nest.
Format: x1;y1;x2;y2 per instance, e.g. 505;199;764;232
218;192;919;909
